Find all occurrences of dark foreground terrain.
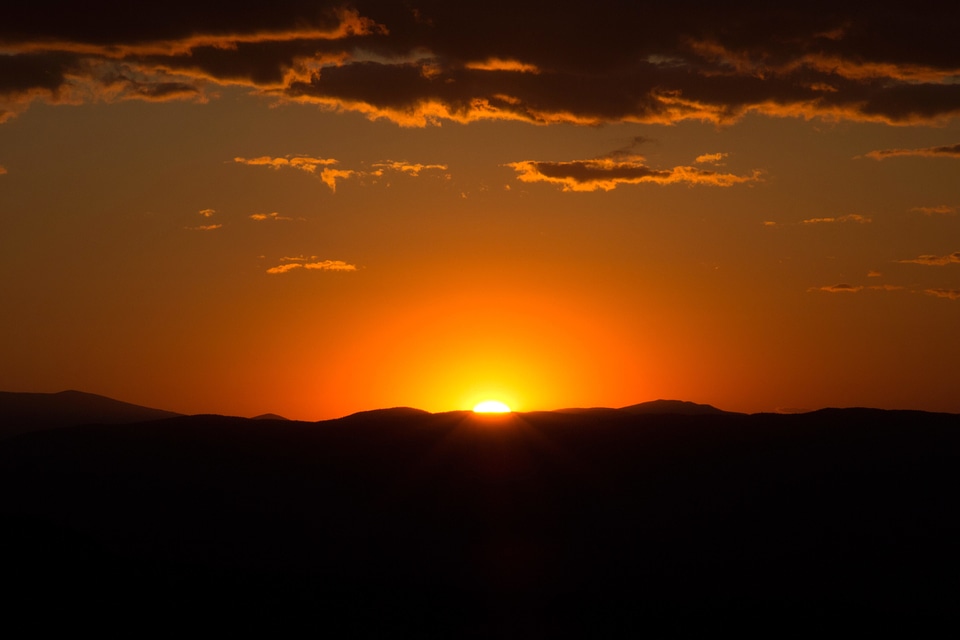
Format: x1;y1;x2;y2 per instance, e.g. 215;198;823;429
2;403;958;636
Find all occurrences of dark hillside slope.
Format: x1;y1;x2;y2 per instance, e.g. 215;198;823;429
0;390;182;438
1;408;957;635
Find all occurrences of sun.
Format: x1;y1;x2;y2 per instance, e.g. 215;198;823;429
472;400;512;413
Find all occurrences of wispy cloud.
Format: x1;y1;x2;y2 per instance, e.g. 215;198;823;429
233;155;338;173
813;283;863;293
695;153;728;164
186;224;222;231
925;288;960;300
198;208;216;217
234;155;354;192
811;283;904;293
235;155;451;191
897;251;960;266
250;212;294;221
910;205;956;215
863;143;960;160
506;155;760;192
304;260;356;271
801;214;872;224
464;58;540;74
265;263;303;274
266;259;357;274
371;161;449;176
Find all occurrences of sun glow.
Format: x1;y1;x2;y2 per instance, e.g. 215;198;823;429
472;400;512;413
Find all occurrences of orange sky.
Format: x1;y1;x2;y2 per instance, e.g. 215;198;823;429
2;3;959;418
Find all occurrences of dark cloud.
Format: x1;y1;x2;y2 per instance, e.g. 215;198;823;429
897;252;960;266
507;156;761;191
925;288;960;300
3;2;960;126
864;143;960;160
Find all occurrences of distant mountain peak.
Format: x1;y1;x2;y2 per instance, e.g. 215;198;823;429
619;399;732;416
252;413;289;421
0;390;182;439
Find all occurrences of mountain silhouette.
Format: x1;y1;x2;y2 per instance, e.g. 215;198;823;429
619;398;735;415
0;390;182;439
1;399;957;635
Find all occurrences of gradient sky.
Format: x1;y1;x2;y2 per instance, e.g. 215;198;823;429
2;2;959;419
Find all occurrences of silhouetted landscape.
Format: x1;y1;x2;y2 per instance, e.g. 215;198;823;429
2;391;958;636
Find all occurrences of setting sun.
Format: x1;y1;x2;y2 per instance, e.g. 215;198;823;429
472;400;512;413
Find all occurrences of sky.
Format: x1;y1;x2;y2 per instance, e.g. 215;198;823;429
2;2;959;419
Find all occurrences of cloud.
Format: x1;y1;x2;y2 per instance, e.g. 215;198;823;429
233;155;338;173
464;58;540;74
4;5;960;127
266;259;356;274
371;161;448;176
0;166;6;175
897;252;960;266
867;270;882;277
695;153;728;164
304;260;356;271
925;288;960;300
198;208;216;217
266;263;303;274
863;143;960;160
318;168;356;192
506;155;760;192
186;224;222;231
813;283;863;293
811;283;903;293
234;155;355;192
910;205;956;215
235;155;448;191
250;212;294;221
801;214;872;224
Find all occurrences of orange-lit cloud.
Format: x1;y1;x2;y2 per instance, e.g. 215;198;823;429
897;252;960;266
233;155;338;173
867;270;882;278
304;260;356;271
250;212;294;221
863;143;960;160
465;58;540;73
198;208;216;217
235;155;449;190
507;155;761;192
4;6;960;127
233;155;355;192
317;168;354;192
813;283;863;293
186;224;222;231
811;283;904;293
371;161;448;176
910;205;956;215
695;153;728;164
801;214;871;224
925;288;960;300
266;259;356;274
0;166;6;175
265;263;303;274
